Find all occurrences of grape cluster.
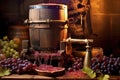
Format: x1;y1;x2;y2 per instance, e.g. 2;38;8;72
67;54;120;75
67;57;83;72
0;58;37;74
91;55;120;75
0;36;19;58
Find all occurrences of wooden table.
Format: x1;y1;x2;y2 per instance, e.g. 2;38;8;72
1;74;120;80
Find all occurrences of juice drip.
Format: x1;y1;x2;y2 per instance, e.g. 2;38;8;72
37;52;61;66
38;55;43;65
50;54;53;65
43;53;50;65
34;51;40;64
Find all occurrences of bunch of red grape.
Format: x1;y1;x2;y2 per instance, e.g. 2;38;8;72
0;58;37;74
91;55;120;75
67;54;120;75
67;57;83;72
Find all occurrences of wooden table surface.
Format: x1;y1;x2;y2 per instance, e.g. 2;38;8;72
1;74;120;80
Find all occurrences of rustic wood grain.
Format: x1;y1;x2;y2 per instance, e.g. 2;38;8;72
1;74;120;80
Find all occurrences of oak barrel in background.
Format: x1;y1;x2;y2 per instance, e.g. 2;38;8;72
7;25;29;51
28;3;68;51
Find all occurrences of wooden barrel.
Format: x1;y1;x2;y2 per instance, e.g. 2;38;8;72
8;25;29;51
28;3;68;51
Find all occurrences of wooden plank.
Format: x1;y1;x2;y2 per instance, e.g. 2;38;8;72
1;74;120;80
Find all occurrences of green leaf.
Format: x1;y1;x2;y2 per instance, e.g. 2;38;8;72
82;66;96;79
0;67;4;77
0;67;10;77
98;74;109;80
3;68;10;76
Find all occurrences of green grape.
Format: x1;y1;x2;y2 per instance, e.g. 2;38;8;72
3;36;8;40
7;47;11;51
10;48;14;52
0;36;20;58
9;52;13;56
11;49;17;54
0;41;5;46
13;44;18;48
10;43;18;49
3;46;7;50
1;48;6;53
5;51;10;57
12;54;18;59
12;54;16;58
4;42;9;47
9;40;15;45
0;39;2;45
1;41;7;46
14;52;19;56
9;44;16;49
9;45;13;48
15;55;19;58
3;41;8;45
5;50;9;54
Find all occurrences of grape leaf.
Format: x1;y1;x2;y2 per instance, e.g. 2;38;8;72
98;74;109;80
0;67;4;77
0;67;10;77
82;66;96;79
